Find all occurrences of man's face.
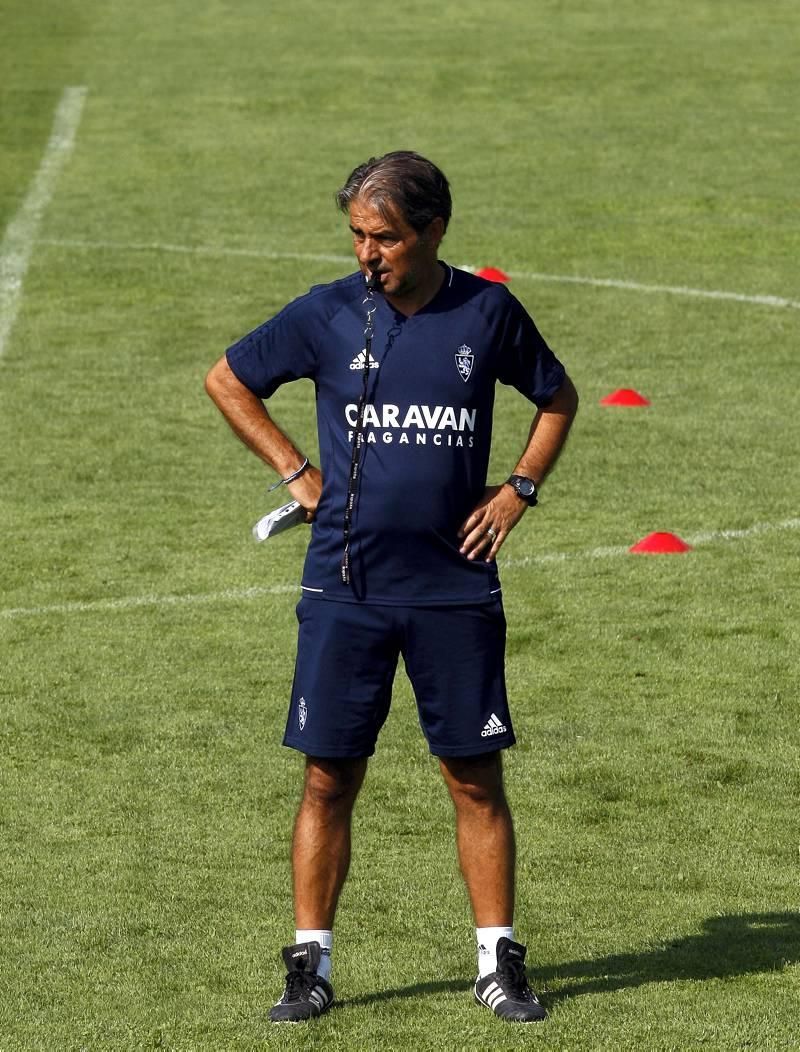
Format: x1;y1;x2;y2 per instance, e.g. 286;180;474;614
348;196;444;303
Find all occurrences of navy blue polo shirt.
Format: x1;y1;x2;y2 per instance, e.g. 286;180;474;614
226;263;566;606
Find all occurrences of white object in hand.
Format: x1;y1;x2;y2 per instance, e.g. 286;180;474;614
252;500;306;542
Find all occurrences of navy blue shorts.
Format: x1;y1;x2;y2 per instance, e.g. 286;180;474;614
283;597;515;758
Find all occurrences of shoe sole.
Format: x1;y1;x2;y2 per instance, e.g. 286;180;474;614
474;991;547;1023
269;1000;334;1024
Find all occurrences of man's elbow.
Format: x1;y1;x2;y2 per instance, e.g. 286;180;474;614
555;373;579;418
205;355;230;403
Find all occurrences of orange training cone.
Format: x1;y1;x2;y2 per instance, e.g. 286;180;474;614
600;388;650;406
630;532;692;554
476;266;510;283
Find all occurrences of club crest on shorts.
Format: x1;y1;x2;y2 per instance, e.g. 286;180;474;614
455;345;474;382
298;696;307;731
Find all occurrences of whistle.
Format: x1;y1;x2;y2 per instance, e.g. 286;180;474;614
365;270;381;292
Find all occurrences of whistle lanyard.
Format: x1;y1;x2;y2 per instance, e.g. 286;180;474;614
340;285;378;585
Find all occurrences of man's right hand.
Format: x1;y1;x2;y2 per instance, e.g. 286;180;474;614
287;465;323;522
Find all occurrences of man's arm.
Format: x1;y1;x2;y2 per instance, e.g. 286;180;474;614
205;355;322;517
458;373;579;561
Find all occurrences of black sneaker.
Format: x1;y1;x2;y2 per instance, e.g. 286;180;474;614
269;941;334;1023
474;937;547;1022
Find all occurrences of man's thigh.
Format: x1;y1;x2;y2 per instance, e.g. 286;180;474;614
284;598;400;758
400;600;515;757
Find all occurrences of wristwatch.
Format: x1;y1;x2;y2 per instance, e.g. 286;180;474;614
505;474;538;507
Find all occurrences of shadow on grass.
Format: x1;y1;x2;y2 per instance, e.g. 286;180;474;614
341;912;800;1008
340;978;473;1008
541;911;800;1001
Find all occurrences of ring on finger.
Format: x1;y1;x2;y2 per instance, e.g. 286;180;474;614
486;525;497;540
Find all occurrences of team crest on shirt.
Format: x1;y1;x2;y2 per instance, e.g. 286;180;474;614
455;345;474;382
298;697;307;731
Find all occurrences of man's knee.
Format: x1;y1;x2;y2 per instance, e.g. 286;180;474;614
301;756;368;811
440;752;508;809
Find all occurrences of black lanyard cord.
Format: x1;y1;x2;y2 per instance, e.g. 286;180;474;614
341;282;378;585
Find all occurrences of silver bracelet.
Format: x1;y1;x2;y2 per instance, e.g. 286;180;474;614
269;457;309;492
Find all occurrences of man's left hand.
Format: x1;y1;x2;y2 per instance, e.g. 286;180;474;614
458;484;527;562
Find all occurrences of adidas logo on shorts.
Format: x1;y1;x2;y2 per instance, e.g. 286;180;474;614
481;713;508;737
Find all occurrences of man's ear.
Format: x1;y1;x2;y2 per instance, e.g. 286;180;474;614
422;216;446;250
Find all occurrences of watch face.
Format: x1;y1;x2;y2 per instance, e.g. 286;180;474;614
517;478;535;498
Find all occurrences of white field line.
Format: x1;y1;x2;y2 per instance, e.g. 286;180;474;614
0;87;88;358
36;236;800;311
502;516;800;568
0;584;299;621
2;517;798;621
497;268;800;311
38;237;354;267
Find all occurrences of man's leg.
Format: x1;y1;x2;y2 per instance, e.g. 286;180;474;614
438;751;515;925
273;598;395;1022
292;754;368;929
439;750;547;1022
270;755;367;1023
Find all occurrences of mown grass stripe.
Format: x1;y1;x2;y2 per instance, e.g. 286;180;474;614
37;236;800;311
3;517;797;620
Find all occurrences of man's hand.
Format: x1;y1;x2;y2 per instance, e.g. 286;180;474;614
287;465;323;523
458;484;527;562
457;374;578;562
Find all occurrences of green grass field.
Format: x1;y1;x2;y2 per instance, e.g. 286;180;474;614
1;1;798;1048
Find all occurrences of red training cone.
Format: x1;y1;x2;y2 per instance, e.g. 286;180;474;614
476;266;510;283
600;388;650;406
630;532;692;554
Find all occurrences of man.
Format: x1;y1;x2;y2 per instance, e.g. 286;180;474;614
205;151;578;1024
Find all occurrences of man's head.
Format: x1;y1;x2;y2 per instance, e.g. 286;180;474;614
336;151;451;306
335;151;452;235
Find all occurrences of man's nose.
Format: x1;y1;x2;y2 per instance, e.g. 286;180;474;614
357;237;379;266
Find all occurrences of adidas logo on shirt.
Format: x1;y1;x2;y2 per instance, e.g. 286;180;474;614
481;713;508;737
350;349;379;370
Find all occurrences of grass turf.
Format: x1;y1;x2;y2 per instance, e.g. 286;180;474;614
1;0;798;1048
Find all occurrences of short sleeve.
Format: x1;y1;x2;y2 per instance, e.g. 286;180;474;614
225;294;321;399
496;295;566;406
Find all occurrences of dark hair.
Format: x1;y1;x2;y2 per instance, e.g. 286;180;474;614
335;151;452;233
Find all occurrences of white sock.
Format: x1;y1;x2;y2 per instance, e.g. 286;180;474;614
296;929;333;981
476;926;514;977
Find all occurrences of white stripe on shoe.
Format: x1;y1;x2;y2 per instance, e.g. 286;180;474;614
311;984;330;1007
